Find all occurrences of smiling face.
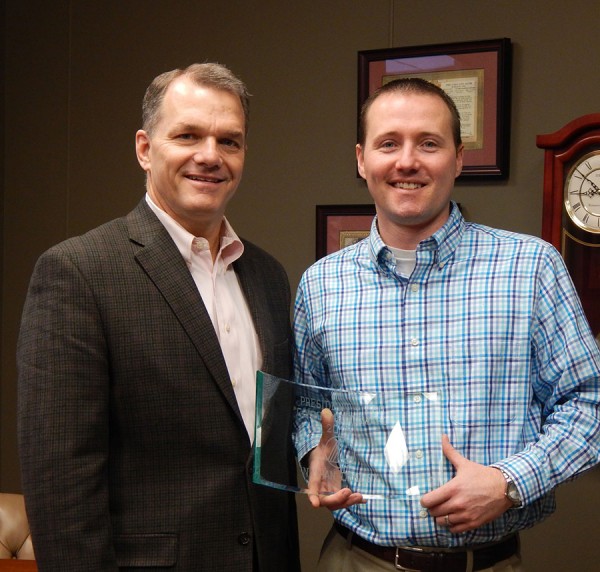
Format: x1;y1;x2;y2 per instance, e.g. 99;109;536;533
135;75;246;242
356;91;463;249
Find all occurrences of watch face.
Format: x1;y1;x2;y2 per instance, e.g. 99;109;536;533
565;150;600;233
507;483;521;505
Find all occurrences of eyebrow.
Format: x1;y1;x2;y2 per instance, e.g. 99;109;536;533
173;123;244;139
372;129;447;142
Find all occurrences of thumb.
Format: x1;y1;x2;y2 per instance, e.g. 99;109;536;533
320;408;335;444
442;434;465;469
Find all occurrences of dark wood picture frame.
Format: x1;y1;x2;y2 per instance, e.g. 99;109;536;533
316;204;376;260
358;38;512;180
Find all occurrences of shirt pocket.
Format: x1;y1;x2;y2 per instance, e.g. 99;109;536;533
447;340;527;427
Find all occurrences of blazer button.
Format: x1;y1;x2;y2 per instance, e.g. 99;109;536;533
238;532;251;546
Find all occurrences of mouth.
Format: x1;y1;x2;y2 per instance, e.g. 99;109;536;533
390;181;425;190
185;174;225;184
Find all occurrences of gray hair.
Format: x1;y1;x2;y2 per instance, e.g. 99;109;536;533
141;63;251;135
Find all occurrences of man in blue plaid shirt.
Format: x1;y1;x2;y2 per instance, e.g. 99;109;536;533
293;78;600;571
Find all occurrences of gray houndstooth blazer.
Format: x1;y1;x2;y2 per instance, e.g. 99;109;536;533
17;199;300;571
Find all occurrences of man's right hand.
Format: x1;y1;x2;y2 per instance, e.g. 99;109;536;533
306;408;365;510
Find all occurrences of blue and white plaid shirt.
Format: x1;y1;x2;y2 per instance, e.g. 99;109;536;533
293;202;600;547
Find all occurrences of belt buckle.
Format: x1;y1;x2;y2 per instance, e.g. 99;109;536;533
394;546;423;572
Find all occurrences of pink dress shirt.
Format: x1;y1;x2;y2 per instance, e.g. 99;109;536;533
146;194;261;440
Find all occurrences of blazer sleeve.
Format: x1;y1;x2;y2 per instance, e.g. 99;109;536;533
17;244;118;570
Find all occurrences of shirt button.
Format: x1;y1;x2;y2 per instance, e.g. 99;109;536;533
238;532;251;546
231;378;237;387
192;237;209;252
411;338;419;347
225;324;231;333
419;509;428;519
410;284;419;292
415;449;424;459
413;395;422;404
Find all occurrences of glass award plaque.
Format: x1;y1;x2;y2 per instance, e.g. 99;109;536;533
253;371;444;501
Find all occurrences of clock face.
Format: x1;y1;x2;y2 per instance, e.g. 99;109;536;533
564;150;600;233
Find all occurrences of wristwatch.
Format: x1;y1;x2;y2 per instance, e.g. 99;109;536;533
500;470;522;508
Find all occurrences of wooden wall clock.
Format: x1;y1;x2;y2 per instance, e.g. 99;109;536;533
537;114;600;340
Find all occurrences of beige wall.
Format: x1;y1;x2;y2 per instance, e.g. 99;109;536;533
3;1;600;570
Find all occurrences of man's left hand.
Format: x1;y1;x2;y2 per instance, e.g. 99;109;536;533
420;435;512;533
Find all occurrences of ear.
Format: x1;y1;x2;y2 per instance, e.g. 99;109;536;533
135;130;151;172
455;144;464;178
356;144;366;180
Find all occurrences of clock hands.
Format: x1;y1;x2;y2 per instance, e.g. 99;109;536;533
576;168;600;198
580;185;600;198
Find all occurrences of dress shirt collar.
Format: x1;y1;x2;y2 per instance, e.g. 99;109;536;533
145;193;244;267
368;201;464;272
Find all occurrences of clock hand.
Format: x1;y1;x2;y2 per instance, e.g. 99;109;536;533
581;185;600;198
581;188;599;198
577;171;600;196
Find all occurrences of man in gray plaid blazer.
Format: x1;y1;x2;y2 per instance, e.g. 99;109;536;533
17;63;300;571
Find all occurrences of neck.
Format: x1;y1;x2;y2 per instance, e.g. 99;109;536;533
376;205;452;249
377;221;423;250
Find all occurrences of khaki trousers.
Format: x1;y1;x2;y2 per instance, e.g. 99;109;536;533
317;527;523;572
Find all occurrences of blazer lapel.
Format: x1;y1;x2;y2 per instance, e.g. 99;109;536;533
126;200;243;421
234;252;275;374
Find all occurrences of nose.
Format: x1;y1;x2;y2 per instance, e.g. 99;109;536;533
193;138;222;167
394;144;419;171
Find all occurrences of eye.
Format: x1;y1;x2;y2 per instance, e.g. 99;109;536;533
220;137;243;150
176;133;196;141
378;140;397;151
422;140;439;151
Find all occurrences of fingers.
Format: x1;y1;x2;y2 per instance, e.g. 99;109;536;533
435;513;455;528
438;514;452;528
307;491;322;508
308;408;366;511
420;481;451;509
435;512;477;534
434;513;461;532
307;488;365;511
423;437;509;533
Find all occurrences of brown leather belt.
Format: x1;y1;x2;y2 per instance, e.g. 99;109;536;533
334;523;519;572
